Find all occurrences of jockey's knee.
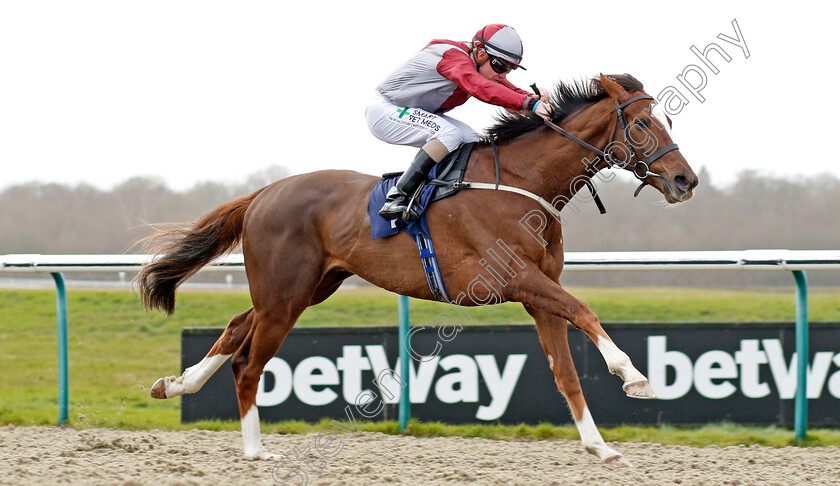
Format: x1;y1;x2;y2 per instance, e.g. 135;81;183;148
434;128;466;153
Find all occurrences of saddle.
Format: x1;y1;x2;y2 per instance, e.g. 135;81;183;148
381;142;476;205
369;142;475;240
367;142;476;302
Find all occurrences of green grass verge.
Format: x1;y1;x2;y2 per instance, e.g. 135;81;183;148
2;286;839;447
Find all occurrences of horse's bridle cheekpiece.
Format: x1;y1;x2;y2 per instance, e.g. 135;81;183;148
544;94;680;199
454;93;681;219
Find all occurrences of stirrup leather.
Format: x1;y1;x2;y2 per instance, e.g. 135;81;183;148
399;184;424;221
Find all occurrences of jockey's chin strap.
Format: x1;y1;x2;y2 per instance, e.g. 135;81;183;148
543;94;680;199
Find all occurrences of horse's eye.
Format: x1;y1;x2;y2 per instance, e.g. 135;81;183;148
634;118;650;128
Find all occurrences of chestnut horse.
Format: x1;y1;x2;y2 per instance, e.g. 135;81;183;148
138;74;698;465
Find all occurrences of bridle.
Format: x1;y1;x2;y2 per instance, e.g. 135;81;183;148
543;94;680;197
448;94;682;220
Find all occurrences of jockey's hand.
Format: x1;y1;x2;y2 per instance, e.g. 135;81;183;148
536;86;551;103
535;100;553;121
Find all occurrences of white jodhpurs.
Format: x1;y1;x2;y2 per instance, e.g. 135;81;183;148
365;93;480;153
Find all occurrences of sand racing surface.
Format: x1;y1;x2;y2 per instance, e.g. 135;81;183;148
2;425;840;485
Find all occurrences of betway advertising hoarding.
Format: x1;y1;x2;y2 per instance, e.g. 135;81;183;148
182;323;840;426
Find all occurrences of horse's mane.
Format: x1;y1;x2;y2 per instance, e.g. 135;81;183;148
482;74;645;143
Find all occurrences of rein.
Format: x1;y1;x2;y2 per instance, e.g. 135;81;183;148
452;94;681;220
544;94;680;196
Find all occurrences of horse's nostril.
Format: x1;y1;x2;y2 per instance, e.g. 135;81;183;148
675;175;691;192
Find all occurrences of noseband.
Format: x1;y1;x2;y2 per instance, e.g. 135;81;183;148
544;94;680;197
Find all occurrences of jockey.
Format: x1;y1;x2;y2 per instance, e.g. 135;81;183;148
367;24;554;221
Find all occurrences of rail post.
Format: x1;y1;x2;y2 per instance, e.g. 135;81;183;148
398;295;410;432
51;272;69;425
792;270;808;442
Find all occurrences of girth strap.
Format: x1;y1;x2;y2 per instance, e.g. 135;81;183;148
415;232;450;302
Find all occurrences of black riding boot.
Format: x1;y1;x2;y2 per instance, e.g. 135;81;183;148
379;148;439;221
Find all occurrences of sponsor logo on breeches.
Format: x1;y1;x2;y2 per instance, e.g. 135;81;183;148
390;107;442;134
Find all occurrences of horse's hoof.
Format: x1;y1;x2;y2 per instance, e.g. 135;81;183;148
605;454;633;467
150;377;168;399
246;450;283;461
623;379;657;399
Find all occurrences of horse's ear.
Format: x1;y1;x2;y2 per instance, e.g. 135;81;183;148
599;73;629;101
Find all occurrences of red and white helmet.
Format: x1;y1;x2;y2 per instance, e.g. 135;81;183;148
472;24;526;70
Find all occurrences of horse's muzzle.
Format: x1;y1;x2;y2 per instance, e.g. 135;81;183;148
658;171;698;203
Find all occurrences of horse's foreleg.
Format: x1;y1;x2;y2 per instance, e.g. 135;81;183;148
527;306;630;465
151;308;254;399
510;267;655;399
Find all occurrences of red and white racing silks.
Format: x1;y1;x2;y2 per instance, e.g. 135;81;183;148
366;39;537;153
376;40;534;114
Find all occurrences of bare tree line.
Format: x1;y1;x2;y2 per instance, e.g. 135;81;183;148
559;167;840;287
0;166;837;287
0;166;289;254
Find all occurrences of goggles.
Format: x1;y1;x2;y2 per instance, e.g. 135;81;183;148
489;56;516;74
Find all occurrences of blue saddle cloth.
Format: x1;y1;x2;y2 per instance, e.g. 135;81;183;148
368;172;448;301
367;143;476;302
368;164;443;241
368;142;475;241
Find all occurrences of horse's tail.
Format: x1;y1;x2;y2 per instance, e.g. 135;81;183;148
137;187;266;315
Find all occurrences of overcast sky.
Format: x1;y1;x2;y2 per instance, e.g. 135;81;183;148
1;1;837;191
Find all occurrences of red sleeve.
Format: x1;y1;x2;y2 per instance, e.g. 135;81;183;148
500;79;533;97
435;49;534;111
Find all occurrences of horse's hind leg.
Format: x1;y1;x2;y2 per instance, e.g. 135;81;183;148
231;297;310;460
527;307;630;466
151;308;254;399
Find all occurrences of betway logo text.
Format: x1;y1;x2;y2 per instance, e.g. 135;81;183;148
649;336;840;400
256;345;527;421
